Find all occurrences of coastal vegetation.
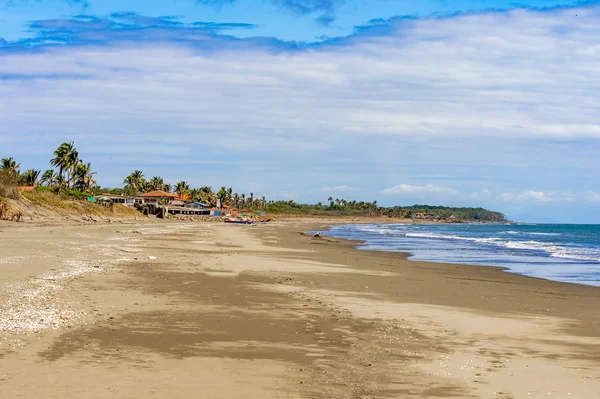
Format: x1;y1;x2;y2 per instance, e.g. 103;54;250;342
265;200;506;222
1;142;505;222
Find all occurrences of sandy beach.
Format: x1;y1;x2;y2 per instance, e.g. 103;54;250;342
1;218;599;398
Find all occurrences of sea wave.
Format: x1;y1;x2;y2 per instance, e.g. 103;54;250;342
405;233;600;263
529;232;561;236
405;232;502;243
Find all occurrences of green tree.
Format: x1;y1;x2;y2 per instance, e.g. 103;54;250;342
226;187;233;206
72;162;97;192
175;181;190;198
1;157;21;175
22;169;41;186
40;169;57;188
50;142;79;188
123;170;145;193
148;176;164;191
216;186;228;207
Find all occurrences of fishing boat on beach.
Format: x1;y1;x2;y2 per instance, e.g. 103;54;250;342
224;219;255;225
224;218;271;225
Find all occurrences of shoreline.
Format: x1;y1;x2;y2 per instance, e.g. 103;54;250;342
1;219;599;398
316;220;600;289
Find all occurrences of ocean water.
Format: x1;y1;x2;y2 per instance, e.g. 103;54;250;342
323;223;600;287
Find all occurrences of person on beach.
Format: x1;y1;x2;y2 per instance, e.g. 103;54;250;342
314;232;321;238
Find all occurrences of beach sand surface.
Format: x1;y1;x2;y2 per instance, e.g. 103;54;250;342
0;219;599;398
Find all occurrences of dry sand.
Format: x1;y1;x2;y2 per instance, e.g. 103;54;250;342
0;218;599;398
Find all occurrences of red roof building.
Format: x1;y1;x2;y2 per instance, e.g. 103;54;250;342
140;190;177;198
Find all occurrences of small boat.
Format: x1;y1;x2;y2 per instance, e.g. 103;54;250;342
224;218;255;225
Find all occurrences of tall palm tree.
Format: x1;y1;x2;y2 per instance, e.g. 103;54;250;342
241;193;246;208
199;186;214;205
1;157;20;175
261;196;266;210
233;193;240;209
249;192;254;209
72;162;97;192
149;176;164;191
163;183;172;193
40;169;57;188
50;142;79;188
189;188;201;202
175;181;190;199
138;179;150;193
226;187;233;206
123;170;145;193
22;169;41;186
216;186;228;206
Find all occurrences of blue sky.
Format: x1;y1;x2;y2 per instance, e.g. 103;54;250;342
1;0;600;222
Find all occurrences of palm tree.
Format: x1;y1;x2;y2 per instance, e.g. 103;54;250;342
199;186;214;205
175;181;190;199
148;176;164;191
233;193;240;209
123;170;145;193
216;186;228;207
241;194;246;208
261;196;266;210
40;169;57;188
163;183;172;193
72;162;97;192
189;188;200;202
22;169;40;186
139;179;151;193
249;192;254;209
1;157;21;175
55;174;67;191
226;187;233;206
50;142;79;188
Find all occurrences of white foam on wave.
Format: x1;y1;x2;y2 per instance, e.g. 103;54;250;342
335;224;600;264
352;224;408;236
405;232;502;244
407;233;600;263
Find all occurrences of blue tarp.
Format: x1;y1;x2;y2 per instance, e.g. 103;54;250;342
184;202;209;208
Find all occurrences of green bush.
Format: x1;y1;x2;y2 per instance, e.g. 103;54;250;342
65;189;90;199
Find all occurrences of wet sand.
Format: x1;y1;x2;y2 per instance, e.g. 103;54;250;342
0;219;599;398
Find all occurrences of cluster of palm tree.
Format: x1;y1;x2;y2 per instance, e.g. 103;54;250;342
326;196;380;212
121;170;267;209
1;142;97;193
47;142;97;191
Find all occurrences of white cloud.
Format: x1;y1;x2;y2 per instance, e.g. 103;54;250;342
502;190;551;202
471;188;491;200
381;184;457;196
585;192;600;202
3;7;600;151
320;185;357;192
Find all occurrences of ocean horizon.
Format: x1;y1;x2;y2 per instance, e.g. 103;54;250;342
323;223;600;287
